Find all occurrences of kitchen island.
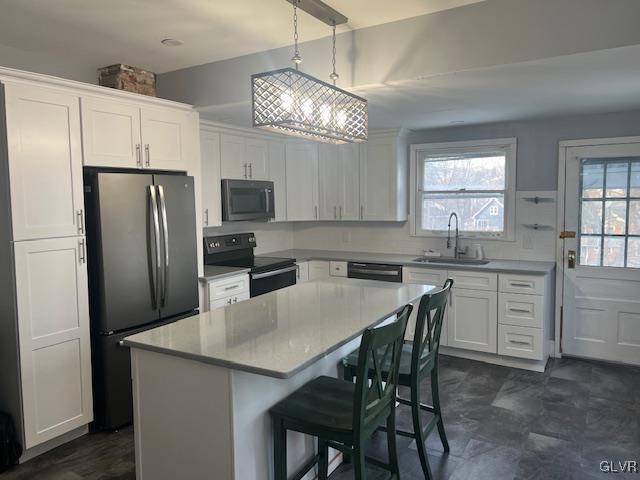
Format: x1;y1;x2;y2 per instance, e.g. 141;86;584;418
123;278;434;480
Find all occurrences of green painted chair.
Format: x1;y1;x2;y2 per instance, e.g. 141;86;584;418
269;304;413;480
342;279;454;480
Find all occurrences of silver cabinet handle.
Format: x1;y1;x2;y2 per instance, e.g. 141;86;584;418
149;186;161;309
248;163;253;179
145;144;150;167
136;144;142;168
508;339;531;345
158;185;169;308
224;284;239;291
227;298;232;305
334;206;337;220
510;282;533;288
360;205;364;220
76;209;84;234
314;205;318;220
264;188;271;217
509;307;531;313
204;208;209;226
78;238;86;264
339;206;343;220
233;297;238;303
252;265;298;280
243;163;248;179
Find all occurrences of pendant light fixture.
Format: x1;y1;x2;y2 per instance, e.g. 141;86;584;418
251;0;368;144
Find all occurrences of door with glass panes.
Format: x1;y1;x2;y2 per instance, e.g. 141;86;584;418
560;140;640;365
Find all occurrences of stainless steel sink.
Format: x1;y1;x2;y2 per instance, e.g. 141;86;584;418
412;257;490;265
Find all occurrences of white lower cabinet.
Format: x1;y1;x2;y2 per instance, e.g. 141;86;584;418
206;273;250;311
13;237;93;449
402;267;449;344
329;261;348;277
447;288;498;353
498;324;543;360
308;260;330;280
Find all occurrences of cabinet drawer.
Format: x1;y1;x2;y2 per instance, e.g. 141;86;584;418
330;261;348;277
498;293;544;328
449;270;497;291
208;274;249;301
499;274;545;295
402;267;448;287
498;324;543;360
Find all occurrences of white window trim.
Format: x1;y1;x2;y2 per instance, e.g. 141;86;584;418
409;138;517;241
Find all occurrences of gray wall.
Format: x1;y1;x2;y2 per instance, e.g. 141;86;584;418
409;109;640;191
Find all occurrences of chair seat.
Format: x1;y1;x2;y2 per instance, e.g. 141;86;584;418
270;376;356;435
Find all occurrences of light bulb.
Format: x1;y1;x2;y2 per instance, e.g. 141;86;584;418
336;110;347;128
280;90;293;113
320;104;331;125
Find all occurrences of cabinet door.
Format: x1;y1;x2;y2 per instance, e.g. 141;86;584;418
360;138;396;220
5;83;85;241
245;138;269;180
140;107;188;171
220;134;248;179
402;268;449;343
339;143;360;220
318;144;340;220
14;237;93;448
296;262;309;283
447;288;497;353
285;143;319;221
268;141;287;221
81;97;142;168
200;131;222;227
308;260;330;280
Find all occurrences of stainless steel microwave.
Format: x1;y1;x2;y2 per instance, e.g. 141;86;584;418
221;179;275;222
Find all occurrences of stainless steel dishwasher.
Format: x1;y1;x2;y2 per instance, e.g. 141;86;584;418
347;262;403;282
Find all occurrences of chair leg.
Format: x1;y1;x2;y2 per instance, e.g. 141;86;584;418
411;385;433;480
318;438;329;480
353;445;367;480
273;417;287;480
386;408;400;479
342;365;353;465
431;368;450;453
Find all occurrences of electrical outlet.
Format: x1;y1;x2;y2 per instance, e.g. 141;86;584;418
523;233;534;250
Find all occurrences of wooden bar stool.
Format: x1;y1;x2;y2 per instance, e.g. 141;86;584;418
269;304;413;480
342;279;454;480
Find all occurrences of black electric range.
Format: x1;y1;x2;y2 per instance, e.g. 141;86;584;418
204;233;297;297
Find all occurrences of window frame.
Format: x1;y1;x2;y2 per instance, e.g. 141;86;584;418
409;138;517;240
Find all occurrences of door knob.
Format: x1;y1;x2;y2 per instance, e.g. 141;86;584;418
568;250;576;269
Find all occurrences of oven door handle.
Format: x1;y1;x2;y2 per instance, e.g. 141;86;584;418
251;265;298;280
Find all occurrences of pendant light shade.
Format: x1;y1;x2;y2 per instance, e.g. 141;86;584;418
252;67;367;144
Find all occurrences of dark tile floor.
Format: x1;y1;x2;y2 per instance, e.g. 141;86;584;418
2;356;639;480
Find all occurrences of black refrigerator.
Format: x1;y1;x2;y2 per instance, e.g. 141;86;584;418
84;170;199;430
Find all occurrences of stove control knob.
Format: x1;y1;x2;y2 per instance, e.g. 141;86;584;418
214;242;220;248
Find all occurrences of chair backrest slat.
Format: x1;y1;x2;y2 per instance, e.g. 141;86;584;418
352;304;413;435
412;279;453;376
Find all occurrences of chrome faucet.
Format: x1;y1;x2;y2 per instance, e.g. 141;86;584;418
447;212;461;259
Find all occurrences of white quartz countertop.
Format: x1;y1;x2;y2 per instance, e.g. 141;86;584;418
266;249;555;275
123;278;433;378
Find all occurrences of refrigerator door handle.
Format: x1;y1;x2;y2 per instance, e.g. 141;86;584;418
158;185;170;308
149;185;161;309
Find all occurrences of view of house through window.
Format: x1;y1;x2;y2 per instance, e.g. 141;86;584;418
414;140;516;238
579;158;640;267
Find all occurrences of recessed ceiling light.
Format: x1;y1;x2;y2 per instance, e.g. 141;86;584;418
161;38;183;47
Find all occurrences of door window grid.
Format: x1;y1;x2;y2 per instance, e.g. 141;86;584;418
578;158;640;268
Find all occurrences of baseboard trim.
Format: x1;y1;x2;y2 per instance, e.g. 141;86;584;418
440;346;549;372
19;425;88;463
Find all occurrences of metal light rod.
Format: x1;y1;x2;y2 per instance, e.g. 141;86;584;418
285;0;348;26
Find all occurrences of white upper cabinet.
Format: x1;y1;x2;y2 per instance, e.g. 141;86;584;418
81;97;142;168
285;142;319;221
268;141;287;221
14;237;93;448
200;130;222;228
359;130;408;221
318;143;360;221
140;107;189;171
80;98;189;171
5;83;85;241
220;134;268;180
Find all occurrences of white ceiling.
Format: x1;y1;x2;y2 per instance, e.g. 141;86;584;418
200;45;640;129
0;0;484;74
